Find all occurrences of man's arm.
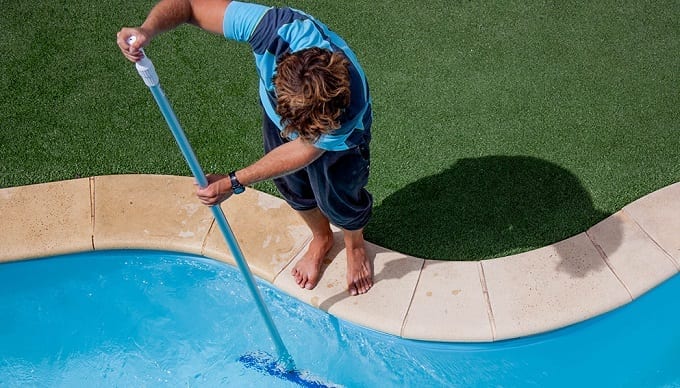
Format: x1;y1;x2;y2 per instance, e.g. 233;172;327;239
117;0;230;62
196;139;325;205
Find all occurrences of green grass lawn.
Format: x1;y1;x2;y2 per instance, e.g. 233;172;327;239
1;0;678;260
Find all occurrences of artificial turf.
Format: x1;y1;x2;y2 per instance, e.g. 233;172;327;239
1;0;678;260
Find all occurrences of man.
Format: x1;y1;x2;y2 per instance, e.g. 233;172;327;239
117;0;374;295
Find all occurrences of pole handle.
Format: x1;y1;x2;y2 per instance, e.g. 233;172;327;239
127;36;159;87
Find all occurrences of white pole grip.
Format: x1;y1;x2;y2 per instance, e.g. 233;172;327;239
127;36;159;87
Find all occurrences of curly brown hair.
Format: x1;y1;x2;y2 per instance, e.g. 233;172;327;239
274;47;351;143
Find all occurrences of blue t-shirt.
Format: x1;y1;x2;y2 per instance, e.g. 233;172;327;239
223;1;372;151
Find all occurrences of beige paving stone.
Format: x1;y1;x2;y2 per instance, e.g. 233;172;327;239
93;175;213;254
624;182;680;268
202;189;311;283
5;175;679;343
0;178;92;262
402;260;493;342
587;211;678;298
273;235;424;337
482;233;631;340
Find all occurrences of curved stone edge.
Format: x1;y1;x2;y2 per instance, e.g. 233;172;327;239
0;175;678;342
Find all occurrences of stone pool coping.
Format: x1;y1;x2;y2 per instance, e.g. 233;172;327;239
1;174;678;342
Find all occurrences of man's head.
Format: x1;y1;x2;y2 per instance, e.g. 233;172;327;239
274;47;351;143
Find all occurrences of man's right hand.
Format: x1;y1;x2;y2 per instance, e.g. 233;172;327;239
116;27;151;62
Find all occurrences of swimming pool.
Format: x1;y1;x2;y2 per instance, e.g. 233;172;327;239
1;250;678;387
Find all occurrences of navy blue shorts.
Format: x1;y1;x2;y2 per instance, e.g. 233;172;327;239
262;113;373;231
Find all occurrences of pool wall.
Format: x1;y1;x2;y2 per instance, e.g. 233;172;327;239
1;174;678;342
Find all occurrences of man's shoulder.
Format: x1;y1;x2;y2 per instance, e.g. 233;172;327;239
223;1;271;42
247;6;319;52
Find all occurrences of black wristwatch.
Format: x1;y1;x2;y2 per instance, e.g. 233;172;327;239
229;171;245;194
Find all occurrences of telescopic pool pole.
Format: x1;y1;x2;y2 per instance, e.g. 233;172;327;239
127;37;294;371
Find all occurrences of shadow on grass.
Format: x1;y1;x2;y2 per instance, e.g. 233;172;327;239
366;155;613;262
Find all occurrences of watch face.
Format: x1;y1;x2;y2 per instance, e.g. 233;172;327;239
229;171;244;194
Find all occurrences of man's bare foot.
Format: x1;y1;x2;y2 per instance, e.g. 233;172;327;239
291;234;334;290
344;229;373;296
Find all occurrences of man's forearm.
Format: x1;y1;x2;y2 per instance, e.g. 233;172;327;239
236;139;325;187
140;0;193;38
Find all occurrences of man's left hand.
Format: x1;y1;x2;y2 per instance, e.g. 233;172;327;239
195;174;231;205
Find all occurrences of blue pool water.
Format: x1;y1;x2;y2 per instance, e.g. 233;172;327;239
1;250;678;387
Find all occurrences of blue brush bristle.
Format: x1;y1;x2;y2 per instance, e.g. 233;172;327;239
239;352;336;388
